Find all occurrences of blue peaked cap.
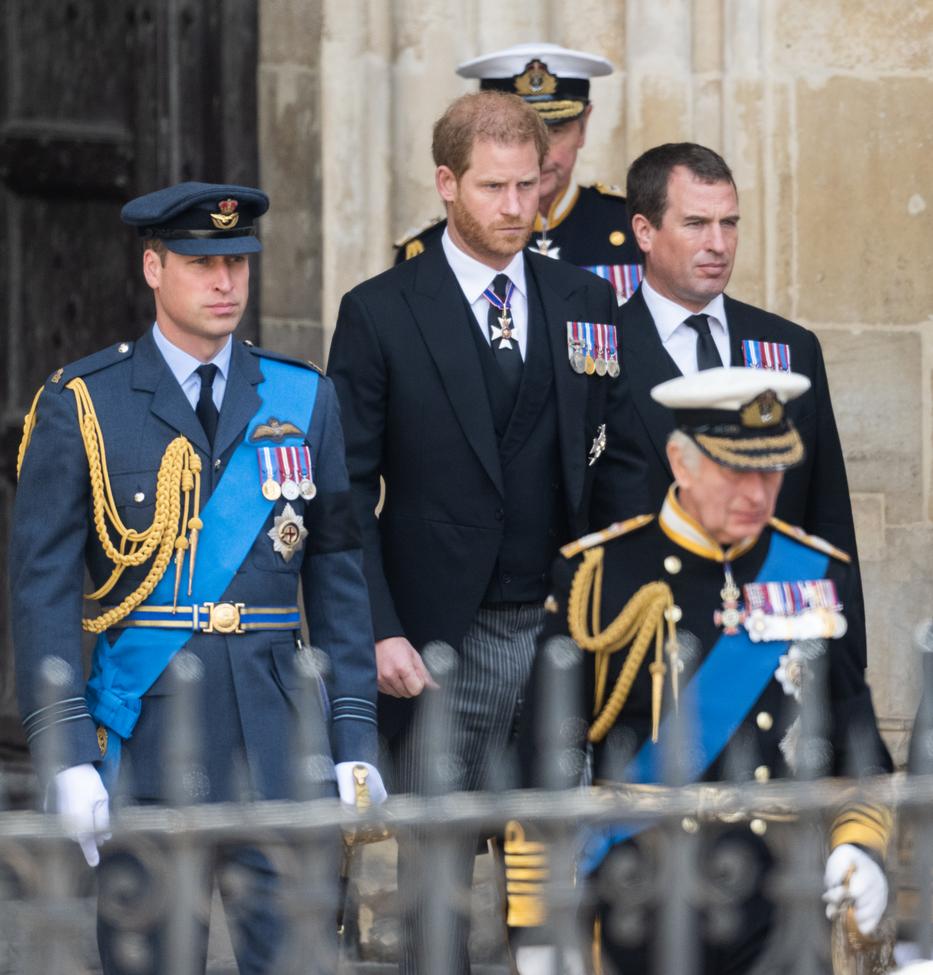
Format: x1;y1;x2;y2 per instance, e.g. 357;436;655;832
121;181;270;255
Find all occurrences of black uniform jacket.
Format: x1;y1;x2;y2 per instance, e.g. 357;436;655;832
328;243;648;737
522;509;891;793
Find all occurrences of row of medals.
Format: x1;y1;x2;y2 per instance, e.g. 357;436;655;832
262;476;316;502
569;342;620;378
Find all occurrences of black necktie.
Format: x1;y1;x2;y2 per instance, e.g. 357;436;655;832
195;363;219;448
683;314;723;371
487;273;523;400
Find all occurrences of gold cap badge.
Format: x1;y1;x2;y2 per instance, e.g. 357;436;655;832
211;198;240;230
514;60;557;96
740;390;783;429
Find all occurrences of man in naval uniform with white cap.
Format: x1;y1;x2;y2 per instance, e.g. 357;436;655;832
395;42;645;306
506;366;892;975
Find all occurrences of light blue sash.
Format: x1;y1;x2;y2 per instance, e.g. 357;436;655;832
580;532;828;872
85;360;318;785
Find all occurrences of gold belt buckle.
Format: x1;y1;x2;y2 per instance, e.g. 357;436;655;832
203;601;246;634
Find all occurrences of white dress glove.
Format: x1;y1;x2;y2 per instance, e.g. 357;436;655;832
334;761;387;806
53;763;111;867
514;945;585;975
823;843;888;936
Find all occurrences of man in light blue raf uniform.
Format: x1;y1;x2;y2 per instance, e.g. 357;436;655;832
11;181;384;973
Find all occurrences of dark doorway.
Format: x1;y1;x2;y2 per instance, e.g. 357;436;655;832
0;0;259;801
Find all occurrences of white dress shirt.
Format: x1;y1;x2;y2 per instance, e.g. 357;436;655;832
640;278;731;375
441;229;529;361
152;323;232;411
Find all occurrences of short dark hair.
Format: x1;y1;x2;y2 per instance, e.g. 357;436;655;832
432;90;549;180
143;238;169;264
626;143;736;228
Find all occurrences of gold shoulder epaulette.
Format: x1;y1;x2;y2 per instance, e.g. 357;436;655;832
769;517;851;563
560;514;654;560
393;216;442;250
592;181;626;199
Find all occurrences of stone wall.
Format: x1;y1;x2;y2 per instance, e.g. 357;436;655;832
257;0;933;763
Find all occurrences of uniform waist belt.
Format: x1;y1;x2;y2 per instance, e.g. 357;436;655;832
107;603;301;634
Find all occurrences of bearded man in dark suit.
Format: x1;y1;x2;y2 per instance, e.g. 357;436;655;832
328;90;645;974
596;142;865;667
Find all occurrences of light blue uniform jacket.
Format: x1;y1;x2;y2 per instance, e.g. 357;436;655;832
11;330;378;800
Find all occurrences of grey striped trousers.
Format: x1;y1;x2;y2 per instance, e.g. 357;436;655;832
395;602;546;975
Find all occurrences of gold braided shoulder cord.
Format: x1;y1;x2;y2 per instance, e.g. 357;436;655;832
566;546;676;744
63;378;202;633
16;385;46;480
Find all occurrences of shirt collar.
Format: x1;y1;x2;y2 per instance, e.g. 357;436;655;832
151;323;232;387
441;228;527;306
658;485;758;563
640;278;727;344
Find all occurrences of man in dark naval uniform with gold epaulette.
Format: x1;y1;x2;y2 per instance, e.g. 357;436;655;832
394;43;644;305
506;367;892;975
10;182;384;974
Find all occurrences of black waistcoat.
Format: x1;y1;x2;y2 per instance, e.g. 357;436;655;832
464;270;568;604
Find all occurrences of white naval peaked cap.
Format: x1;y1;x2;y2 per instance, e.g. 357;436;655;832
652;367;811;472
456;42;614;80
651;367;810;411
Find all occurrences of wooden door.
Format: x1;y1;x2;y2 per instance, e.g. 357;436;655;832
0;0;259;800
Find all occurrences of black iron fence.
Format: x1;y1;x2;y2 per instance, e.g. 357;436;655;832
1;636;931;975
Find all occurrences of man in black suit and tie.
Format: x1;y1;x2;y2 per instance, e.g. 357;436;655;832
597;142;865;667
328;89;644;974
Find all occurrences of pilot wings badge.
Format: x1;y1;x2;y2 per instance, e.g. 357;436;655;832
250;417;304;443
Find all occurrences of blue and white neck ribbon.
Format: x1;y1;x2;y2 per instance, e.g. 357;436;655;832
482;279;516;319
483;279;517;349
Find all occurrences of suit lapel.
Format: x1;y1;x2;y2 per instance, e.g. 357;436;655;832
622;288;681;477
405;246;504;496
498;273;552;461
726;295;747;365
214;342;262;459
525;252;588;512
132;329;211;454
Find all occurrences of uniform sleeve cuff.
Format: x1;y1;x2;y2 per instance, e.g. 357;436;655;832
504;820;550;929
830;802;893;858
330;701;379;766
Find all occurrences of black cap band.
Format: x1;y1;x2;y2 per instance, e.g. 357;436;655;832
141;226;257;240
479;77;590;100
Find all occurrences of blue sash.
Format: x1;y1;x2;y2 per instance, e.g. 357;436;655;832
580;532;828;872
85;360;318;785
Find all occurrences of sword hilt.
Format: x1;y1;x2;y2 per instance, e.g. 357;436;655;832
352;763;371;811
